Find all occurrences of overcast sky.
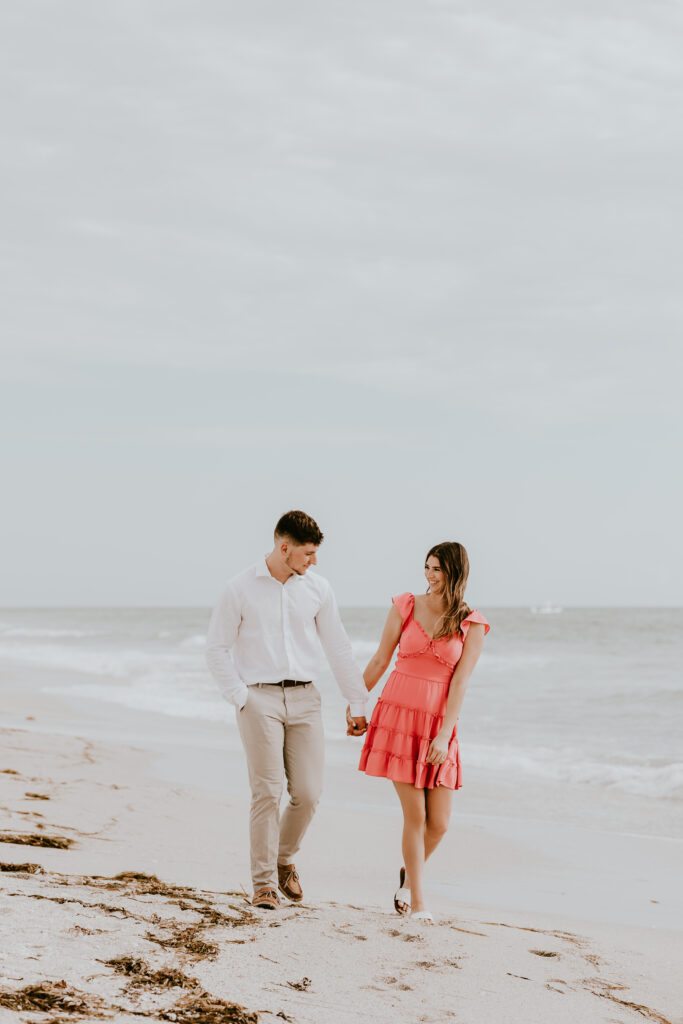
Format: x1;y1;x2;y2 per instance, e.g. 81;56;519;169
2;1;682;606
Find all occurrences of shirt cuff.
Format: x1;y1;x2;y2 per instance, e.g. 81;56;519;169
348;701;367;718
234;685;249;710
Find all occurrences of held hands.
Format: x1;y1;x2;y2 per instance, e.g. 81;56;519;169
426;730;450;765
345;705;367;737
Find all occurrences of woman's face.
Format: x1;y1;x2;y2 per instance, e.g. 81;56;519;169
425;556;444;594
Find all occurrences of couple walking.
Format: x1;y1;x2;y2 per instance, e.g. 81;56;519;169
206;510;489;924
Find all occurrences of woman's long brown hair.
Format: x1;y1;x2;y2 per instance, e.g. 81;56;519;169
426;541;471;639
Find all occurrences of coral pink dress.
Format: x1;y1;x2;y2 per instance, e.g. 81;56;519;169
358;593;490;789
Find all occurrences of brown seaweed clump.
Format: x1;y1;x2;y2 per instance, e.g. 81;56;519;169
110;871;195;896
147;926;220;960
0;861;44;873
0;832;74;849
0;980;106;1017
159;993;258;1024
105;956;200;991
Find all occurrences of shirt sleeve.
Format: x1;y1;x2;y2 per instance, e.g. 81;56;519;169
205;584;249;710
315;584;368;717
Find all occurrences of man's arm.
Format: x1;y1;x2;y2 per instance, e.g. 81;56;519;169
206;585;249;710
315;584;367;719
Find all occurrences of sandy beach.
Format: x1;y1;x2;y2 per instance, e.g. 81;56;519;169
1;676;681;1024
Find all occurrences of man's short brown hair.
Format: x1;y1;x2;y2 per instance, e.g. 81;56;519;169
274;510;324;546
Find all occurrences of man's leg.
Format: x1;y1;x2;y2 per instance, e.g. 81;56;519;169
236;685;286;893
278;683;325;871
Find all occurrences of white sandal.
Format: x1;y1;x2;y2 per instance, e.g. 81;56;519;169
410;910;434;925
393;867;411;916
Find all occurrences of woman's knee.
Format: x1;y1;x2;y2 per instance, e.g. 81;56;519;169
425;813;449;839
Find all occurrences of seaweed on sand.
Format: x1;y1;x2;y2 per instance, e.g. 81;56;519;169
0;832;74;849
105;955;201;990
146;925;220;960
0;980;106;1017
0;861;44;873
159;993;258;1023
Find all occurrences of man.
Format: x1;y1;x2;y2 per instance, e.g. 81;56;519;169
206;510;368;910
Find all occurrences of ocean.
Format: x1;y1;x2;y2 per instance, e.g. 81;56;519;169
1;606;681;840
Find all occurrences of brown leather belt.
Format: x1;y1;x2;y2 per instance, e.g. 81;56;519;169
266;679;311;687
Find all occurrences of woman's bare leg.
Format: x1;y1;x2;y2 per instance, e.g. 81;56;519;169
393;782;428;913
424;786;453;860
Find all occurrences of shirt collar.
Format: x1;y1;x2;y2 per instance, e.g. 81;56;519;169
256;557;304;584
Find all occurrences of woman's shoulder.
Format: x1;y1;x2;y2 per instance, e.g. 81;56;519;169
460;609;490;636
391;592;415;621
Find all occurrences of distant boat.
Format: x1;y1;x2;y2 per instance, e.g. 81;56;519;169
530;602;563;614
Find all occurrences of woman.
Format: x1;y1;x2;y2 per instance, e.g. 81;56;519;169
353;542;489;923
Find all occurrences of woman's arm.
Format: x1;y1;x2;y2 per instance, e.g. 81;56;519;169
426;623;486;764
363;605;402;691
346;606;402;734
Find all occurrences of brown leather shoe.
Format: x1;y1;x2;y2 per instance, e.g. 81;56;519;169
252;887;281;910
278;863;303;903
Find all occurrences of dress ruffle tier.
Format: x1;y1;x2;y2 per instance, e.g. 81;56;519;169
358;695;460;789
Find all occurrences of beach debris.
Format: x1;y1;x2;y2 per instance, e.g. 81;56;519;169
530;949;559;957
485;921;585;947
0;980;106;1016
285;978;312;992
0;861;44;873
95;873;257;928
147;925;220;959
506;973;531;981
159;993;258;1023
586;983;674;1024
0;769;20;775
104;955;201;990
110;870;196;895
0;831;74;849
449;924;487;936
24;792;51;800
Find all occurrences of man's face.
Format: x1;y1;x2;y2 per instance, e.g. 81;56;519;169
284;543;319;575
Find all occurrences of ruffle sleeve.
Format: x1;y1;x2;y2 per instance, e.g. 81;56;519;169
460;610;490;638
391;592;415;624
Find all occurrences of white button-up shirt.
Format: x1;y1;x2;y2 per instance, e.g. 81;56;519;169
206;559;368;716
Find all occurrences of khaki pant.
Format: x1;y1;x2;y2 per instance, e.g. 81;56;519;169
236;682;324;891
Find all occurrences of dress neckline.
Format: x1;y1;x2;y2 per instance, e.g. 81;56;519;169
408;594;441;642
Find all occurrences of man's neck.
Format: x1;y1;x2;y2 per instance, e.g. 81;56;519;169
265;552;294;585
